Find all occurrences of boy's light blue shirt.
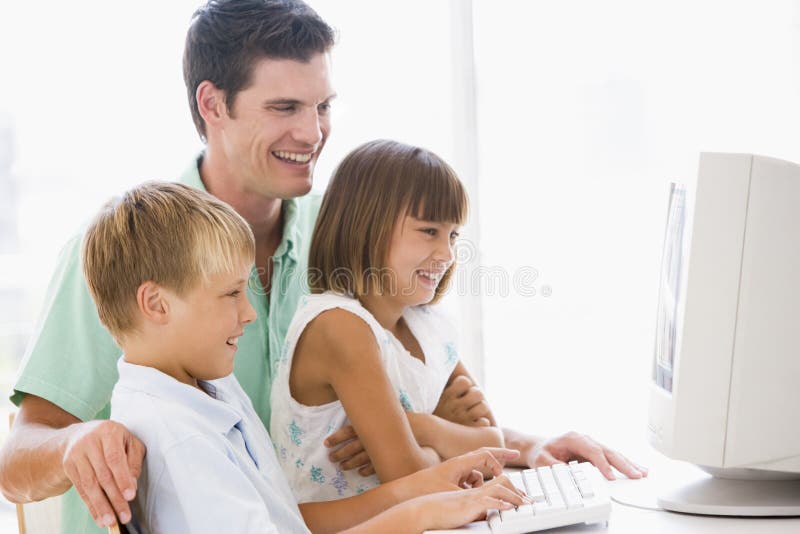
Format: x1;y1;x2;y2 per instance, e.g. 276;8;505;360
111;358;310;534
10;155;321;533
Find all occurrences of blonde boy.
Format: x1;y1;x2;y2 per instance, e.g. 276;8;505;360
82;181;525;534
82;181;309;532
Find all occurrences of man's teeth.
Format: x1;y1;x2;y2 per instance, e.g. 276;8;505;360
273;150;312;163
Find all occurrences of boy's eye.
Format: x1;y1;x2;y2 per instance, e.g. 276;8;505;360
228;290;241;297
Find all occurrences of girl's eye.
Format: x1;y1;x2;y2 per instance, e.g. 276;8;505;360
421;228;437;236
450;231;460;240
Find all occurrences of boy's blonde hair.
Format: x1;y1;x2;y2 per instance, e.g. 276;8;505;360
82;181;255;342
309;139;468;304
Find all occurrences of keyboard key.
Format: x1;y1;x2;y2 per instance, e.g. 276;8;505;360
500;504;535;523
522;469;546;502
487;509;501;531
577;480;595;499
485;463;610;533
507;471;525;493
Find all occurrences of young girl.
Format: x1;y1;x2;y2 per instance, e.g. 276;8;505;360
270;140;507;503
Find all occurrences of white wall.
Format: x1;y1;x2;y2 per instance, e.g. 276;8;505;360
473;0;800;454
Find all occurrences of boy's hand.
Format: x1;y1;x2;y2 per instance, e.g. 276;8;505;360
324;425;375;476
434;375;494;427
62;420;145;527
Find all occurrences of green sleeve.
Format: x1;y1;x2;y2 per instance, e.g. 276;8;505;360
11;233;121;421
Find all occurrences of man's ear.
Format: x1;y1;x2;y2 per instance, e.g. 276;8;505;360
136;281;170;325
196;80;229;131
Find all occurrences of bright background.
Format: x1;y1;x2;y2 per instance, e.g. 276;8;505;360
1;0;800;527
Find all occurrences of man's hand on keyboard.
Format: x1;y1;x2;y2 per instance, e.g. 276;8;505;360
525;431;648;481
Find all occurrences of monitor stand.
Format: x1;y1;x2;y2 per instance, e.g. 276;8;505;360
658;467;800;516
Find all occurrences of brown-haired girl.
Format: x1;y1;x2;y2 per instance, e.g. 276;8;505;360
270;140;507;503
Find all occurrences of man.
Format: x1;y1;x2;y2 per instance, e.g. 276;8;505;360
0;1;644;533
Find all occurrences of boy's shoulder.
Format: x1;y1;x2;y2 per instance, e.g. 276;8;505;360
110;383;210;454
110;363;248;456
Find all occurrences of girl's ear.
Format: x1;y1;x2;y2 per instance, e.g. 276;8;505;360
136;281;170;326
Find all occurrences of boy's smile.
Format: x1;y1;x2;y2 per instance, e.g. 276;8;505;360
155;263;257;387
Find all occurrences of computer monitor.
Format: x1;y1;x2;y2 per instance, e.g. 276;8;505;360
648;152;800;516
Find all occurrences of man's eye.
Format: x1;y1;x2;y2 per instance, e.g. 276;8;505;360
318;102;331;114
271;105;295;113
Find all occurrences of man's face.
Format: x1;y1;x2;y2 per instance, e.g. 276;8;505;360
216;53;335;199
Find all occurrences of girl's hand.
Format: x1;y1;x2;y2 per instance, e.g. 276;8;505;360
412;478;528;531
395;448;524;504
422;447;521;490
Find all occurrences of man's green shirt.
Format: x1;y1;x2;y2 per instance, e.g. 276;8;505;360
10;157;321;534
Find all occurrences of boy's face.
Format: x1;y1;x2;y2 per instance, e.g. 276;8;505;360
215;53;335;199
167;262;256;382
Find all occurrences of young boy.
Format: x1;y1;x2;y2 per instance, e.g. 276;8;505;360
81;181;525;533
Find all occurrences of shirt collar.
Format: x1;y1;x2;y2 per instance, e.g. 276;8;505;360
275;198;300;263
115;358;241;434
178;153;206;192
179;153;299;263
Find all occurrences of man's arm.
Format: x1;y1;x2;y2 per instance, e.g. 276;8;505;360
501;427;647;479
431;365;648;479
406;412;504;459
0;394;145;528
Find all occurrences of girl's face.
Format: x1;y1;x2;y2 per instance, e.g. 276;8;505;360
382;213;460;307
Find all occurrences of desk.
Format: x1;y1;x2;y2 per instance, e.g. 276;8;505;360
428;448;800;534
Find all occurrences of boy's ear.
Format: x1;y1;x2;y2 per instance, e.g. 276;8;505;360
136;281;170;325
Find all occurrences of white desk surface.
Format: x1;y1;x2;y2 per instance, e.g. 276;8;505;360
427;448;800;534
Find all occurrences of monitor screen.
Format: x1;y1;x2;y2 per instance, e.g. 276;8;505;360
654;182;686;393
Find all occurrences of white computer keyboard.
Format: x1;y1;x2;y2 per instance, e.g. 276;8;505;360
486;461;611;534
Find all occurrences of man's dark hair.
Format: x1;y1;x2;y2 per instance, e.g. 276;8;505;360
183;0;335;139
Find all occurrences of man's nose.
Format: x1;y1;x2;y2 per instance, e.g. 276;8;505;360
293;107;323;147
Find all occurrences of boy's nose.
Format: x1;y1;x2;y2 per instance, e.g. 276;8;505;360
241;299;257;325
